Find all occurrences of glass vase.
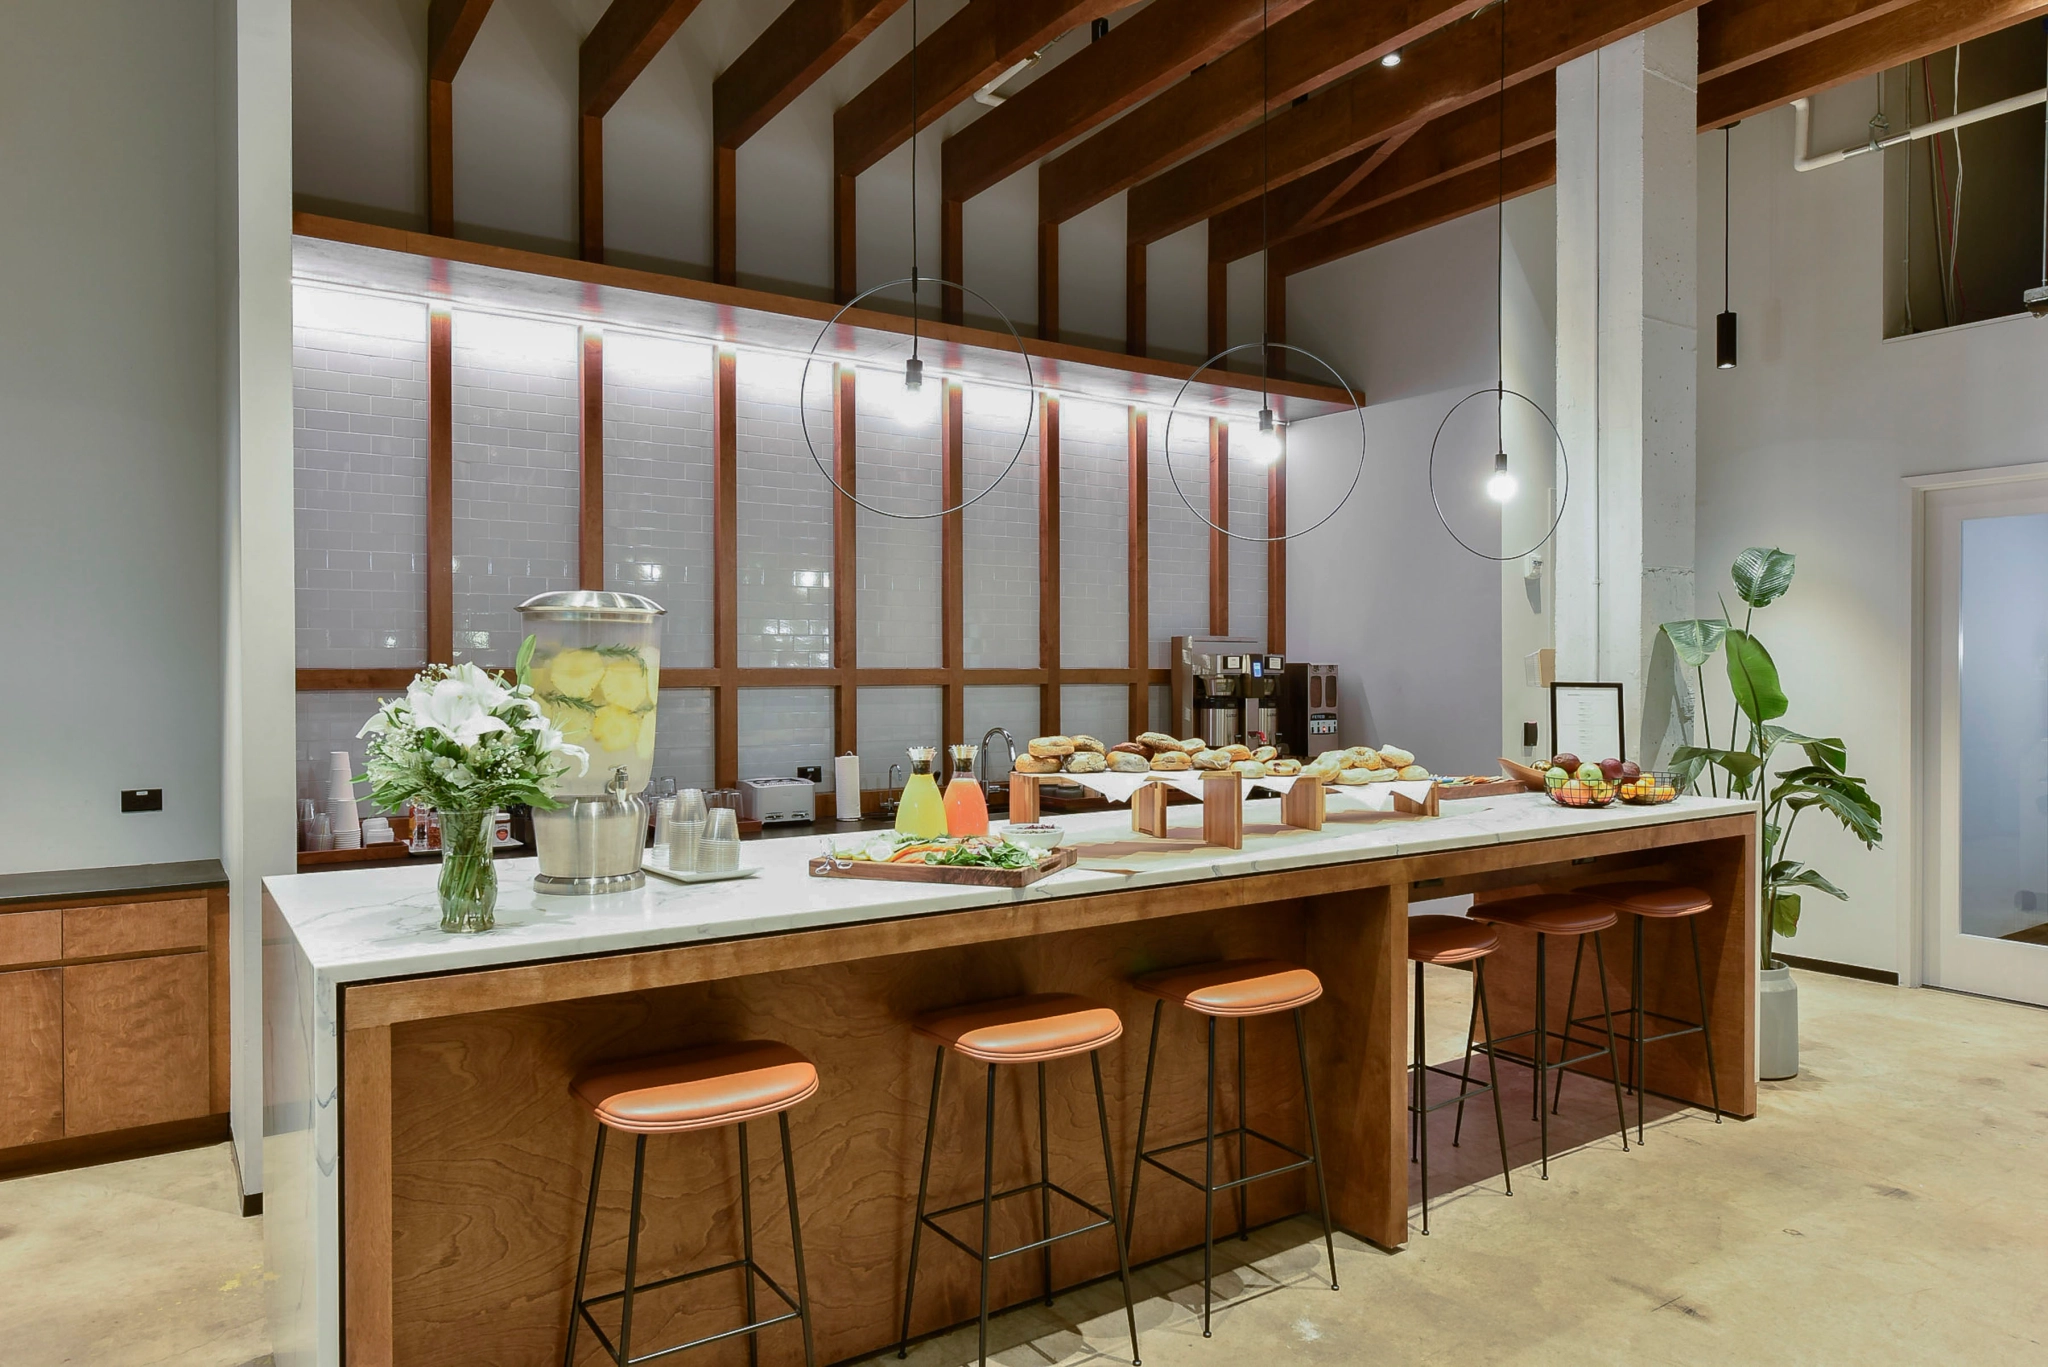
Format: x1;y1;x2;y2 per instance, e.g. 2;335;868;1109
437;808;498;933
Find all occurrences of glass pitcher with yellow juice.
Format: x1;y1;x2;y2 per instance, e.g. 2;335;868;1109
944;743;988;836
895;746;947;839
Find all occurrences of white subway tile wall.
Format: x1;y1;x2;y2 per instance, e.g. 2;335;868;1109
737;687;835;789
963;385;1040;668
602;333;715;667
450;311;582;666
964;686;1041;759
857;687;943;790
855;380;943;667
295;691;381;813
1060;685;1128;747
1149;414;1211;666
736;353;836;668
1057;398;1129;669
1228;433;1269;645
293;287;430;668
649;687;716;792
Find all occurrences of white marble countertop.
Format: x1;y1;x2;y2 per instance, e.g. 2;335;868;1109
264;793;1753;986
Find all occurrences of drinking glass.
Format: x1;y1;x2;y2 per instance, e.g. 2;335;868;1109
651;796;677;859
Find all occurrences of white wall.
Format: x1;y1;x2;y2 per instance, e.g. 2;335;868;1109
1697;86;2048;974
0;1;225;873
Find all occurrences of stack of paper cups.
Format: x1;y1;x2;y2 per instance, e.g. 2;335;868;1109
328;751;362;849
834;753;862;822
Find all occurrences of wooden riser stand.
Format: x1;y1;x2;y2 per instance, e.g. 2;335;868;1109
1008;771;1425;850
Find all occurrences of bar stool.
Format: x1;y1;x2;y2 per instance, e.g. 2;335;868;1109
1566;880;1725;1142
563;1040;819;1367
1125;959;1338;1339
897;993;1140;1367
1462;895;1630;1179
1406;915;1512;1234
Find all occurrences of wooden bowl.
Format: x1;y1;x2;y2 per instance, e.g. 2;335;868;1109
1497;757;1552;792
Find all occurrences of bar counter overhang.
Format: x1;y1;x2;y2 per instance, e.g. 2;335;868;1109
263;792;1758;1367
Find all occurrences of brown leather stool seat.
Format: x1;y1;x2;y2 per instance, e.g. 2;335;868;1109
1470;892;1619;936
1407;914;1500;965
912;992;1123;1063
1581;880;1713;918
571;1040;819;1134
1132;957;1323;1016
563;1040;819;1367
1124;957;1339;1336
899;992;1140;1367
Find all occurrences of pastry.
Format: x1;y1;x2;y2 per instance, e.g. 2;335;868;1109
1364;767;1398;783
1230;760;1268;778
1377;745;1416;768
1352;751;1386;770
1396;764;1431;781
1015;754;1062;774
1268;758;1301;775
1136;731;1181;752
1150;750;1192;771
1027;735;1076;759
1221;744;1250;762
1179;737;1207;753
1108;750;1151;773
1337;768;1376;785
1192;748;1232;770
1070;735;1106;755
1252;746;1278;763
1302;756;1343;781
1109;741;1149;756
1066;751;1108;774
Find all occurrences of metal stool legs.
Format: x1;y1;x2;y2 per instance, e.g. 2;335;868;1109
1556;917;1726;1142
1125;1002;1338;1340
564;1120;814;1367
1411;960;1512;1234
896;1046;1140;1367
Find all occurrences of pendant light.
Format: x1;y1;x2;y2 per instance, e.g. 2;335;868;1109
1158;0;1370;544
1426;0;1568;562
1717;123;1739;368
797;0;1034;520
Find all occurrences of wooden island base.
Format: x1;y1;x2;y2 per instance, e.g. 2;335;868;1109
320;810;1754;1367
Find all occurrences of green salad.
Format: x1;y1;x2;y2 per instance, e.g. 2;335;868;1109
828;833;1039;868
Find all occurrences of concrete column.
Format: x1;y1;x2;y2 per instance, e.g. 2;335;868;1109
1553;13;1698;763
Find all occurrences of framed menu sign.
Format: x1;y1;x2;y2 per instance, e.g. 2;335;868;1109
1550;682;1626;764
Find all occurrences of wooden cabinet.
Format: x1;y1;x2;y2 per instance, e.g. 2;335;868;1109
0;879;227;1173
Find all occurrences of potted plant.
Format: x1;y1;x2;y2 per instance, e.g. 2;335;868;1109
357;641;588;932
1661;548;1883;1078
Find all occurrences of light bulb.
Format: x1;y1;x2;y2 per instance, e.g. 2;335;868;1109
1248;407;1283;466
1485;450;1517;503
893;356;935;424
1381;50;1402;68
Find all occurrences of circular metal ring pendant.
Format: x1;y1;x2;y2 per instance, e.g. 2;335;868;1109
1426;385;1571;563
1159;341;1369;544
798;275;1036;521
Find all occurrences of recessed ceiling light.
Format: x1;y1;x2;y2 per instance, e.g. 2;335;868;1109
1381;51;1402;68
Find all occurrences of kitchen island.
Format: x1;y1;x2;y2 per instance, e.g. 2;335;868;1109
265;792;1757;1367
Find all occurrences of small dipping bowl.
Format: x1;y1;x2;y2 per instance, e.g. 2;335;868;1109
1002;822;1066;854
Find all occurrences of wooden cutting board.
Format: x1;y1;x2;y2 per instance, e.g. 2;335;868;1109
807;845;1078;887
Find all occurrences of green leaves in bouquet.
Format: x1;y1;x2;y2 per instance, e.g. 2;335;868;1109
515;634;537;688
1732;546;1796;608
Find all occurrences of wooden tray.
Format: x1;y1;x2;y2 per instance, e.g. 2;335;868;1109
807;845;1079;887
1438;776;1532;800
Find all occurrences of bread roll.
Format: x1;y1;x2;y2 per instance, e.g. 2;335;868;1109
1353;751;1386;770
1179;737;1207;753
1396;764;1431;781
1015;754;1062;774
1364;767;1398;783
1377;745;1416;767
1109;741;1149;756
1252;746;1278;763
1338;768;1375;785
1192;748;1232;771
1070;735;1106;755
1108;750;1151;773
1230;760;1268;778
1066;751;1108;774
1028;735;1076;758
1136;731;1180;752
1268;758;1301;775
1150;750;1192;771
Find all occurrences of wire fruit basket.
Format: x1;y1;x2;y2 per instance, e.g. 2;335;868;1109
1618;771;1681;805
1546;777;1616;808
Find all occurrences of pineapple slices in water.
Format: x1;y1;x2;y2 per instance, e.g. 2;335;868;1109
599;657;650;710
590;705;641;753
551;648;606;699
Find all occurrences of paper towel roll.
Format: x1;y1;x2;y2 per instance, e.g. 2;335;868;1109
835;753;862;821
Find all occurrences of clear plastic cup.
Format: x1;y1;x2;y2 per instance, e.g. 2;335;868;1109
651;796;676;858
699;807;740;873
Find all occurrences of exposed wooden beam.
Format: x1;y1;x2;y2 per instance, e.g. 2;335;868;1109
1298;125;1419;231
942;0;1309;206
1699;0;2048;127
1127;0;1691;245
426;0;496;238
1209;74;1559;263
941;198;964;324
1699;0;1919;81
1039;0;1488;228
836;0;1120;180
581;0;707;117
1126;240;1147;358
716;0;908;149
713;145;737;285
1208;420;1229;635
578;114;604;263
833;172;857;303
1205;252;1229;359
1038;222;1060;342
1270;142;1558;278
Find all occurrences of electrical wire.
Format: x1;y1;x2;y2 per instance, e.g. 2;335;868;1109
1259;0;1270;401
1723;125;1732;316
908;0;920;362
1950;44;1967;320
1496;0;1506;457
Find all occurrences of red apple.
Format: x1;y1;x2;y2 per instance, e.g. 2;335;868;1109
1599;757;1626;782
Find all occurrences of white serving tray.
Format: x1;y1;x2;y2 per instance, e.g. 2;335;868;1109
643;861;761;886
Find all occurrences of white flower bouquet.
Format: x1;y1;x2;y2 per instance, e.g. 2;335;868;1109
357;643;587;930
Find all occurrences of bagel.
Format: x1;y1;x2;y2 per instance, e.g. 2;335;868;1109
1027;735;1076;759
1192;748;1233;770
1396;764;1431;781
1015;754;1062;774
1150;750;1192;771
1230;760;1269;778
1268;758;1301;775
1070;735;1106;755
1377;745;1416;768
1065;751;1108;774
1136;731;1181;752
1252;746;1278;763
1107;751;1152;773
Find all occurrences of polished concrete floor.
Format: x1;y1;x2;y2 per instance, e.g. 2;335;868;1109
2;968;2043;1366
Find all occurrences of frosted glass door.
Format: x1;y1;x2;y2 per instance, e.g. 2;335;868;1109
1926;483;2048;1005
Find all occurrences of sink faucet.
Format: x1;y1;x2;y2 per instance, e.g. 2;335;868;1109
880;763;903;819
979;728;1017;805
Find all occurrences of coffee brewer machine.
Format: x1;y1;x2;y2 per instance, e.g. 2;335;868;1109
1277;662;1340;759
1170;636;1284;750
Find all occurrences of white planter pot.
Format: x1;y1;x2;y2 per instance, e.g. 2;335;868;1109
1758;961;1798;1080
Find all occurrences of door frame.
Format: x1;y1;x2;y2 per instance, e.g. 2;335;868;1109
1906;460;2048;998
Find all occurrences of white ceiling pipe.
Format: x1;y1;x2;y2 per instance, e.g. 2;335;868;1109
973;52;1042;107
1792;87;2046;172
